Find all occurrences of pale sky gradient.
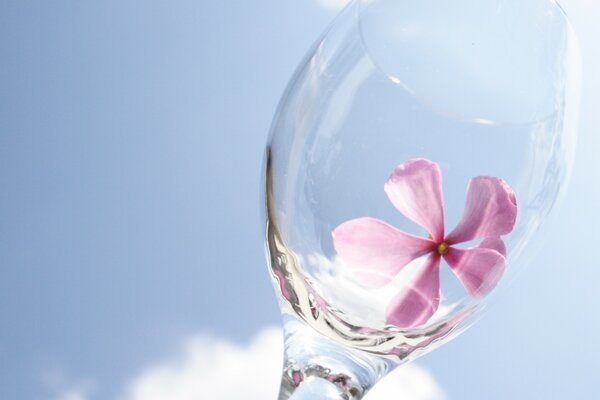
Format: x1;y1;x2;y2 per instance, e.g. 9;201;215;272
1;1;599;399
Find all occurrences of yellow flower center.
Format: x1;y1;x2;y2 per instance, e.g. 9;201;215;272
437;242;449;255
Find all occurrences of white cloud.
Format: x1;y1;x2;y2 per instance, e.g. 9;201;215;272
366;367;445;400
58;388;91;400
316;0;351;10
53;327;443;400
42;369;95;400
119;327;444;400
121;328;282;400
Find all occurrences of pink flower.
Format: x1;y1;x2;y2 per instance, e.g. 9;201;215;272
332;159;517;328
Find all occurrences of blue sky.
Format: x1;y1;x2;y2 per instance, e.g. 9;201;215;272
0;1;599;399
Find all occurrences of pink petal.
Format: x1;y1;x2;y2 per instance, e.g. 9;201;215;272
443;245;506;299
332;217;434;288
386;254;441;327
384;159;445;242
446;177;517;244
479;237;507;257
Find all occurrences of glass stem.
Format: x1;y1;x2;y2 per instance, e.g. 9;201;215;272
277;316;395;400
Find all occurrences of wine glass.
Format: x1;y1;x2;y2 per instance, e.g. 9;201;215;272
263;0;580;398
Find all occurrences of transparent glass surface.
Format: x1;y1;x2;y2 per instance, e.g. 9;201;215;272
264;1;580;398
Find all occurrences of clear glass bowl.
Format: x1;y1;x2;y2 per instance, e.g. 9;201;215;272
264;0;579;397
